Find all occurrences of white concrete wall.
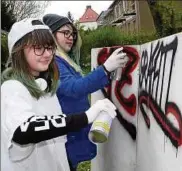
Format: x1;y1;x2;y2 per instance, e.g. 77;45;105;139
91;32;182;171
79;21;98;30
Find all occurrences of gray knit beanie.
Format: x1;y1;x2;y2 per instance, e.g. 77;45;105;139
43;13;76;33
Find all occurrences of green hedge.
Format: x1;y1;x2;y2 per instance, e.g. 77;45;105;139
1;33;9;72
150;1;182;37
80;26;158;69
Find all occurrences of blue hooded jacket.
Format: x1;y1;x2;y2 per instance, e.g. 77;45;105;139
55;56;109;167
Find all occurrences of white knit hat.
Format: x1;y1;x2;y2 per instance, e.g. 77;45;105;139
8;18;51;56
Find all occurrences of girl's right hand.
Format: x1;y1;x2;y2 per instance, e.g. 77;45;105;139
103;47;129;72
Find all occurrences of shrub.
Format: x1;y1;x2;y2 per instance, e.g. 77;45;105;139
1;33;9;72
149;1;182;37
79;26;158;69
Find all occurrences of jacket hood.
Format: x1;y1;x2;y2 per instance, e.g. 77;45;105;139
69;32;82;65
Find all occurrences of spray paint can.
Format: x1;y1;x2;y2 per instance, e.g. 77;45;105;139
89;111;114;143
110;67;123;81
111;54;129;81
114;67;123;81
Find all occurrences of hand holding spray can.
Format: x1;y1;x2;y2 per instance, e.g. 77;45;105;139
110;52;129;81
89;68;123;143
89;50;129;143
89;105;117;143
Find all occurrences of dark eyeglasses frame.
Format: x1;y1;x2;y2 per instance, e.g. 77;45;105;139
57;30;77;40
32;45;56;56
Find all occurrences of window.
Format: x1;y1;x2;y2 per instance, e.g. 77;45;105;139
131;2;135;11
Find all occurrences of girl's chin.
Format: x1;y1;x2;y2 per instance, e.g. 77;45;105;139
66;46;72;51
38;65;49;72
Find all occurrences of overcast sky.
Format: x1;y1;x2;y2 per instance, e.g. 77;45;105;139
42;1;113;21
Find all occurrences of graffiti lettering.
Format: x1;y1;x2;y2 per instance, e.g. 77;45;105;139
139;36;182;148
97;46;139;140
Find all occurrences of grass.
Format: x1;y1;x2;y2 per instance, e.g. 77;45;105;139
77;161;91;171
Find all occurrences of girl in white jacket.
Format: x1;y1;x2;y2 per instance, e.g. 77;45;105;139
1;18;116;171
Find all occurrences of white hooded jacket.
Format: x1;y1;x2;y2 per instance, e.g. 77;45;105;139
1;79;77;171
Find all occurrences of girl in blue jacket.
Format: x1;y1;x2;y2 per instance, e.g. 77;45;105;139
43;14;128;171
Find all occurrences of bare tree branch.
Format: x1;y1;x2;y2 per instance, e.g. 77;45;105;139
4;0;50;21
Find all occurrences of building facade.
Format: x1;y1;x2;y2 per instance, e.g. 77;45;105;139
101;0;156;33
79;5;99;30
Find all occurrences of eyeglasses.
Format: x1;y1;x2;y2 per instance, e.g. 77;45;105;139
33;45;55;56
57;30;77;40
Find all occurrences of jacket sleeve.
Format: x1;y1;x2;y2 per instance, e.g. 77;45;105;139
1;80;88;146
57;60;110;98
12;113;88;145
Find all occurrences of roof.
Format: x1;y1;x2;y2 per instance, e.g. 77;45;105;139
97;10;107;21
108;0;119;9
97;10;111;21
79;5;99;23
